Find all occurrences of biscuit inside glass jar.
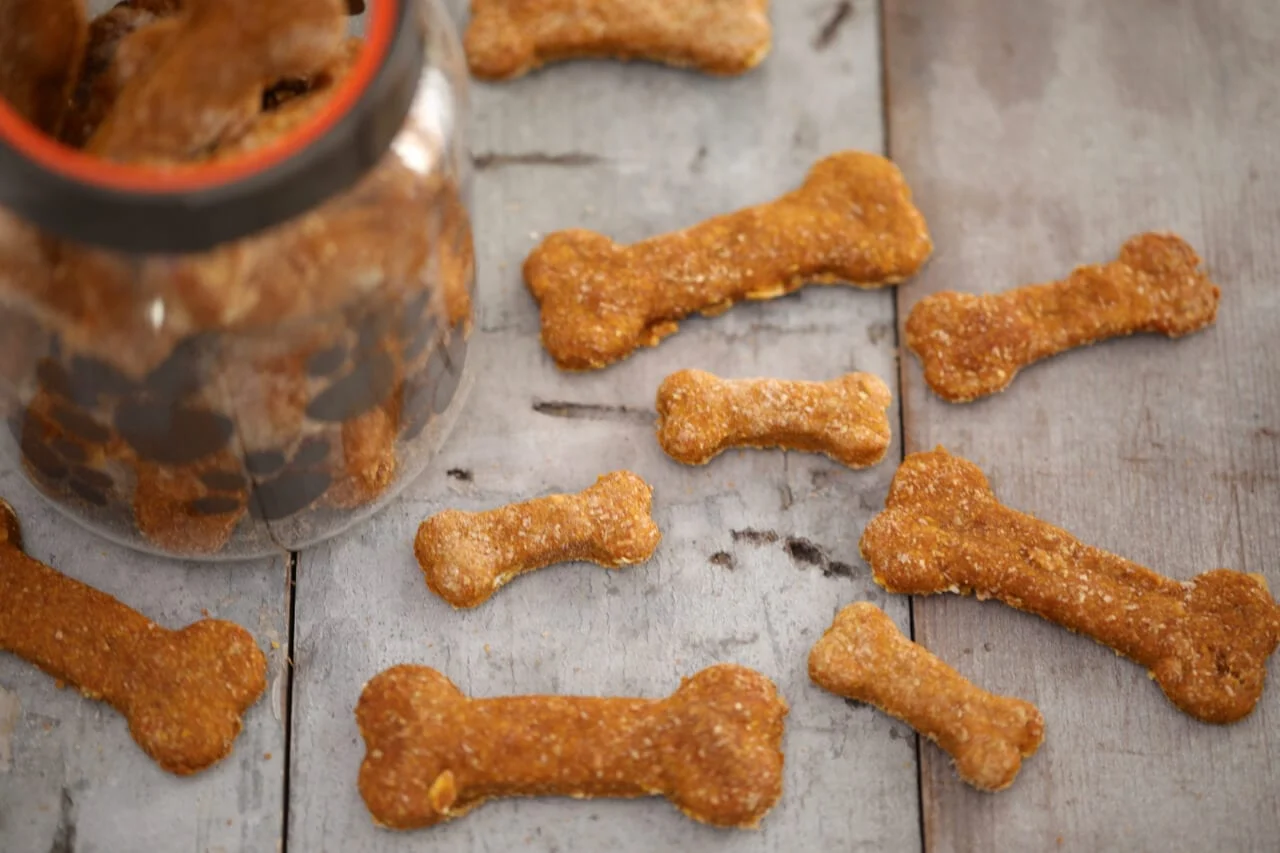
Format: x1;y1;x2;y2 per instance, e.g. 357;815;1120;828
0;0;474;559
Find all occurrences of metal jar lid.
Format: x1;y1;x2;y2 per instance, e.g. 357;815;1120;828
0;0;419;254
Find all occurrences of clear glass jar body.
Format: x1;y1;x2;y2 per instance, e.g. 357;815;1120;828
0;0;474;559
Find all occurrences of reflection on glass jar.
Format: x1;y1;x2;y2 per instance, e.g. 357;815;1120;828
0;0;474;559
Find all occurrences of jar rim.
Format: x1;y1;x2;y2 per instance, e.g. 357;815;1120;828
0;0;422;253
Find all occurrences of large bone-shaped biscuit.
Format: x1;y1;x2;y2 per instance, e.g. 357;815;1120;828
525;151;933;370
810;602;1043;791
464;0;773;81
905;233;1221;402
357;663;788;829
860;449;1280;724
0;499;267;774
415;471;661;608
655;369;893;468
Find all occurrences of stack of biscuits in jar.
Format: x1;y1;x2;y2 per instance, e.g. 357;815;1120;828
0;0;1278;841
0;0;474;557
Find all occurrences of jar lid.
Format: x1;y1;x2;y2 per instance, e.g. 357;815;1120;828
0;0;418;254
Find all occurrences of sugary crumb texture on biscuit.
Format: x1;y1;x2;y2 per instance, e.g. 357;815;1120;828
860;448;1280;724
415;471;661;608
525;150;932;370
464;0;774;80
0;499;267;774
810;602;1044;792
655;369;893;469
905;232;1221;402
357;663;788;830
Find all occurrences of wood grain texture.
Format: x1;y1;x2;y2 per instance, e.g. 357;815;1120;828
0;472;290;853
886;1;1280;850
286;1;923;850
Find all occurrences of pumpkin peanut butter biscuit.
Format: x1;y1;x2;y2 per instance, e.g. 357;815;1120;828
357;663;788;829
656;369;893;468
416;470;661;608
810;602;1043;792
905;232;1221;402
88;0;347;162
526;151;932;370
861;448;1280;724
0;499;267;774
465;0;773;81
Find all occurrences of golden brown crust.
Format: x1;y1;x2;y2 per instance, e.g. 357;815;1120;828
88;0;346;161
0;0;89;134
904;233;1221;402
525;151;933;370
464;0;772;81
655;369;892;468
0;499;266;773
809;602;1043;792
356;663;787;830
415;471;661;608
860;448;1280;724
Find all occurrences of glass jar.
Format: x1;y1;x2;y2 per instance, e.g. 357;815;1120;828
0;0;474;559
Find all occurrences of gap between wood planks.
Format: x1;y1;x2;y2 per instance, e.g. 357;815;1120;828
876;0;929;850
280;550;299;853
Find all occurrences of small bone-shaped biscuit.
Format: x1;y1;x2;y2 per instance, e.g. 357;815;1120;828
905;233;1221;402
655;369;893;468
860;449;1280;724
464;0;773;81
526;151;933;370
415;471;661;608
357;663;788;829
0;499;267;774
810;602;1043;791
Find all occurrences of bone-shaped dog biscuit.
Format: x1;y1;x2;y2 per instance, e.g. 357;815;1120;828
810;602;1043;791
0;499;267;774
464;0;773;81
905;233;1221;402
357;663;788;829
415;471;661;608
656;369;893;468
526;151;933;370
860;449;1280;724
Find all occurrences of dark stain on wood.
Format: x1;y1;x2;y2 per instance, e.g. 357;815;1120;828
531;400;655;426
814;1;855;51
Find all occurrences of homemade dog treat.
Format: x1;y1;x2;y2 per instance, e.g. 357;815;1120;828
526;151;932;370
416;471;661;608
655;369;893;468
0;0;88;134
905;233;1221;402
89;0;348;162
0;499;267;774
809;602;1044;792
861;448;1280;724
464;0;773;81
357;663;788;829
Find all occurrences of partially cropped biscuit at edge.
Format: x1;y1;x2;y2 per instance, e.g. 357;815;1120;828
464;0;774;81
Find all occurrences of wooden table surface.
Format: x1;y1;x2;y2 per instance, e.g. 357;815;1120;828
2;1;1277;851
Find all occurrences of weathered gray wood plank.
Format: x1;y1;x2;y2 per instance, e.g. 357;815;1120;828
0;471;290;853
887;1;1280;850
288;2;922;850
